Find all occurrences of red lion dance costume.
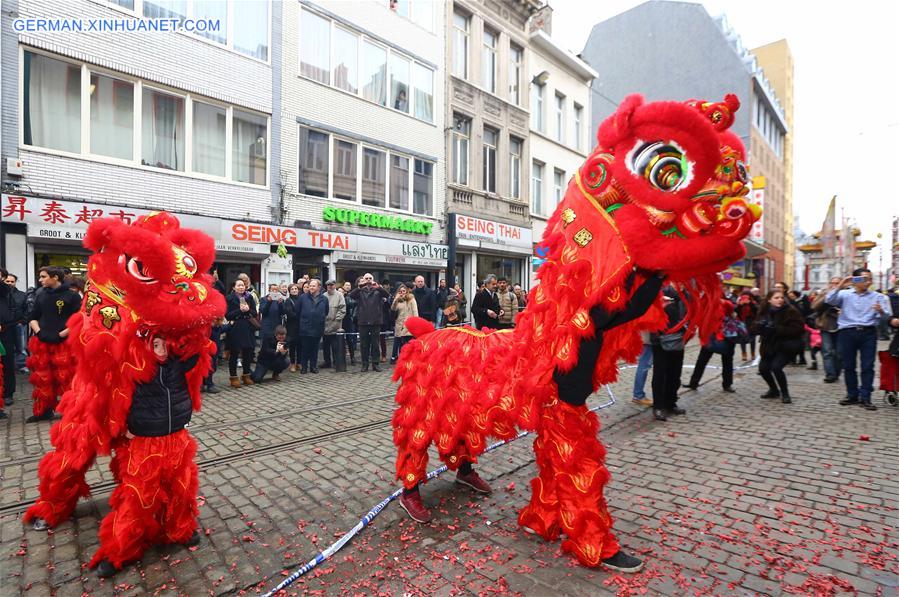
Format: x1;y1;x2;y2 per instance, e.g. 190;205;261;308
393;95;761;569
23;212;224;574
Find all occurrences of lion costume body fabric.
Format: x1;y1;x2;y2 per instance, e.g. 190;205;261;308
393;95;760;567
23;212;224;570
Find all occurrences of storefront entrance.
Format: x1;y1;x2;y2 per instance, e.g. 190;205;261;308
34;248;89;280
476;254;524;287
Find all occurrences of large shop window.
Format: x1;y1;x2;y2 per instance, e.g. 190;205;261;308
361;148;386;207
90;74;133;160
23;52;80;153
141;87;185;171
23;49;269;186
333;139;357;200
298;128;329;197
300;8;330;84
232;110;267;185
390;155;410;210
192;101;226;177
476;254;523;288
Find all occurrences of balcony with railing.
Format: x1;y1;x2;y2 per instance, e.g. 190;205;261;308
448;184;530;224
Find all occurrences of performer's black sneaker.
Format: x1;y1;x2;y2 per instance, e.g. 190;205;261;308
183;530;201;547
25;411;54;423
32;518;49;531
96;559;118;578
601;550;644;573
760;390;780;399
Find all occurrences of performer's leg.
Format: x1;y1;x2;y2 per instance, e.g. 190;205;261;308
49;342;75;403
90;437;165;572
518;419;560;541
27;336;55;418
24;427;96;527
159;431;199;544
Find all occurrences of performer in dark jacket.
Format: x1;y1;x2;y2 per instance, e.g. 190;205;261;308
26;267;81;422
471;275;502;330
348;274;390;371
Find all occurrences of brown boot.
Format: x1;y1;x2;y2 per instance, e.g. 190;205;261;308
289;364;297;373
242;374;254;386
229;376;241;388
272;373;280;381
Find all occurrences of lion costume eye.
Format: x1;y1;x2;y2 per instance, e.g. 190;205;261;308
631;141;689;192
126;256;156;283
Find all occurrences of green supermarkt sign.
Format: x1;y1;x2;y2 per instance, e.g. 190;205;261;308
322;206;433;235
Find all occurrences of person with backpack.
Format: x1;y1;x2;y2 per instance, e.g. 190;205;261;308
684;300;743;393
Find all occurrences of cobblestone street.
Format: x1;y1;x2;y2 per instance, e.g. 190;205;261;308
1;343;897;596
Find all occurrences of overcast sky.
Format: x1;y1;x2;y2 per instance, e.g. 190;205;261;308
549;0;899;273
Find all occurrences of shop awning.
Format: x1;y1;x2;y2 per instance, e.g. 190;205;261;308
743;239;767;259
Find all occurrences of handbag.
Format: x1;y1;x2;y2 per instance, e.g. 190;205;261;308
722;316;749;343
659;333;685;352
249;315;261;329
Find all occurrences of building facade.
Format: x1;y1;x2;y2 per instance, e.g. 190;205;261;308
277;0;448;288
527;13;595;284
1;0;275;290
445;0;542;297
581;2;786;291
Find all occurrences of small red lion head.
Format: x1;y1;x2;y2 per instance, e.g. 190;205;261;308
579;94;761;279
83;211;225;332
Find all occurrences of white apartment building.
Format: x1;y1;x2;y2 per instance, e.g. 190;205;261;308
527;25;596;283
278;0;446;287
1;0;275;288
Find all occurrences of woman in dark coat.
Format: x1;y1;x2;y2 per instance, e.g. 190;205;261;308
284;284;302;372
225;279;258;387
297;279;329;374
341;282;358;365
752;290;804;404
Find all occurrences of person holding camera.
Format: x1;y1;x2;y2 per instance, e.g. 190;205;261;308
349;274;390;372
826;268;894;410
260;283;285;343
753;290;805;404
812;277;842;383
252;325;290;383
390;284;418;364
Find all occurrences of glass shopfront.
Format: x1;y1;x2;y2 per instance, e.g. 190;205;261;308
475;253;524;287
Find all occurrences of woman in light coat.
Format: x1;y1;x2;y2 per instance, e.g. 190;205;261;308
390;284;418;364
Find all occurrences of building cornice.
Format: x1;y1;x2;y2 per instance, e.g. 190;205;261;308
528;30;598;81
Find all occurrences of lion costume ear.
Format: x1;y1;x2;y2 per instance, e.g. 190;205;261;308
598;94;643;148
83;218;122;252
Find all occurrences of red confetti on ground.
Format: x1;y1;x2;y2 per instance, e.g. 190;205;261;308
858;435;870;441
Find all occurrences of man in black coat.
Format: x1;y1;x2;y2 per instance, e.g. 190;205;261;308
4;273;27;372
0;268;19;419
349;273;390;372
412;275;437;324
435;279;449;327
471;274;501;330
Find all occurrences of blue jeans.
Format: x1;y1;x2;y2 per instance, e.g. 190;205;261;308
633;344;653;399
820;330;841;380
14;323;27;370
837;328;877;401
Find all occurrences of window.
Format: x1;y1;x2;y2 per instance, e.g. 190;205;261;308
532;83;544;132
413;159;433;216
394;0;410;17
573;103;583;151
390;155;410;210
553;169;565;209
390;54;411;113
362;41;388;106
452;114;470;185
482;28;497;93
509;44;522;105
300;8;330;84
143;0;186;23
232;109;267;184
193;0;227;44
532;160;544;215
192;101;226;176
413;63;433;122
141;87;184;171
509;137;522;199
333;27;358;93
90;74;133;160
411;0;433;32
333;139;357;200
555;92;565;143
298;127;329;197
482;128;497;193
452;11;469;78
23;52;81;153
362;147;386;206
232;0;269;60
110;0;134;8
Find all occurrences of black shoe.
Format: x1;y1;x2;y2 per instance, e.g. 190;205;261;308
602;550;644;573
95;559;118;578
862;402;877;411
183;529;201;547
823;377;837;383
806;363;818;370
204;385;222;394
361;364;369;372
653;409;667;421
683;383;698;390
722;386;736;393
25;411;54;423
839;397;860;406
0;411;6;419
760;390;780;399
372;364;382;372
310;368;319;374
4;397;12;405
300;368;307;375
320;364;331;369
667;406;686;416
781;395;792;404
389;358;397;365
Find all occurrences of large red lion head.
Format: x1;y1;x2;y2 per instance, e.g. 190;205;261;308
83;211;224;333
578;93;760;279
